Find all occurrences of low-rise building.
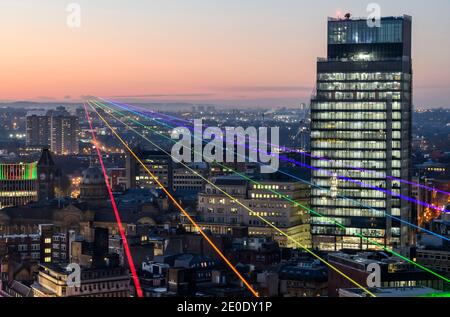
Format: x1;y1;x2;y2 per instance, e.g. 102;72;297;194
31;264;130;297
328;251;447;297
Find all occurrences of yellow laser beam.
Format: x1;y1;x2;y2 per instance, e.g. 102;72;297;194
92;99;376;298
87;100;259;298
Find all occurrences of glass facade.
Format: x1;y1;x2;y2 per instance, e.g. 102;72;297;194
310;16;413;251
328;19;403;45
327;16;411;61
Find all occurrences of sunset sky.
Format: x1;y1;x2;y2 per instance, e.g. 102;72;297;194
1;0;450;108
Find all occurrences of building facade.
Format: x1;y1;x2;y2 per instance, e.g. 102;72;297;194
172;162;207;194
126;150;173;191
26;112;51;148
26;107;80;155
186;177;311;248
50;112;79;155
327;251;446;296
0;225;70;264
37;148;56;202
79;162;108;204
31;264;130;297
0;162;38;210
310;15;414;251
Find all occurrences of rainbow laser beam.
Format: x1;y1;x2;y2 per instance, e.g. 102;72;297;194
83;103;144;297
92;99;450;285
91;99;377;298
103;98;447;214
100;99;450;243
87;101;260;298
100;97;450;197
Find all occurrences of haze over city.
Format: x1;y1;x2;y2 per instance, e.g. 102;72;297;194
1;0;450;108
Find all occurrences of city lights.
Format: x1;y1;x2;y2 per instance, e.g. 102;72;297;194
0;2;449;313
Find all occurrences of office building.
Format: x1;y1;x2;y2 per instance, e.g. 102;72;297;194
0;162;38;210
50;107;80;155
310;15;414;250
172;162;207;194
189;176;311;248
126;149;173;191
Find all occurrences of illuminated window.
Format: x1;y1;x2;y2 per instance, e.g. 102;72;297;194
44;257;51;263
45;248;51;254
44;238;52;244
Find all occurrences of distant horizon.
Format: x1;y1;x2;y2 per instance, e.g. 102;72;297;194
1;100;449;111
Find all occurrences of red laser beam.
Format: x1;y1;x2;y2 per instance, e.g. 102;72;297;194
88;100;259;297
83;103;144;297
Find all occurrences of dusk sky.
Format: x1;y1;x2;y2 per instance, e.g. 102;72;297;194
1;0;450;108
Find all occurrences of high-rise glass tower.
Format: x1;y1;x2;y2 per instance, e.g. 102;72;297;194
310;15;413;251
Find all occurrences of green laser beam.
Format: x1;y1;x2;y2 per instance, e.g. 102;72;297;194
89;100;377;297
92;99;450;285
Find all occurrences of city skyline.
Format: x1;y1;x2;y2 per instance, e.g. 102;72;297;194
1;0;450;108
1;2;450;305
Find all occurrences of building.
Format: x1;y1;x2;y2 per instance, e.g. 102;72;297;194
26;111;51;148
167;267;196;296
278;260;328;297
172;162;207;195
39;224;71;265
0;162;38;210
0;256;37;297
50;107;80;155
339;286;444;297
226;237;281;270
310;15;414;250
0;224;71;265
108;167;127;192
327;251;446;297
126;149;173;191
0;234;41;262
26;107;80;155
416;215;450;277
37;148;56;202
172;162;207;193
31;264;130;297
416;248;450;277
0;148;58;209
79;160;108;204
188;176;311;248
31;226;130;297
